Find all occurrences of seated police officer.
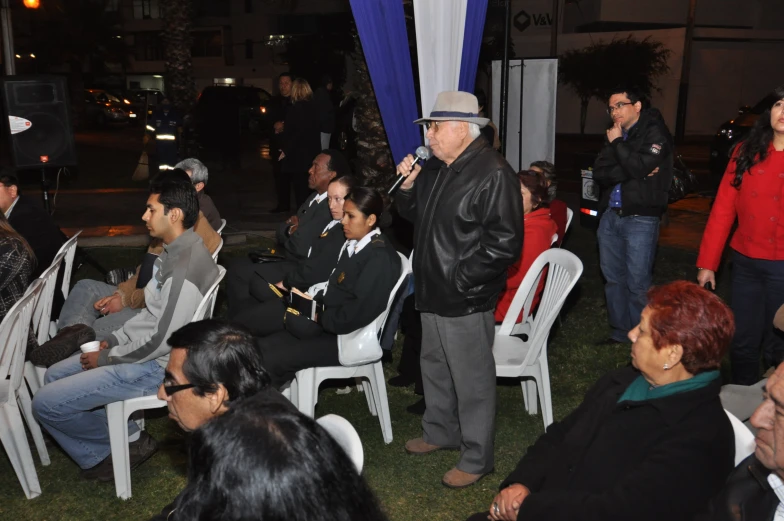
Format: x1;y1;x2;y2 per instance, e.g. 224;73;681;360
225;150;351;319
253;187;401;387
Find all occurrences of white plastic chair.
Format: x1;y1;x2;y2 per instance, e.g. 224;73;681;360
23;252;66;395
0;283;50;499
211;238;223;262
317;414;364;473
725;409;755;466
291;252;409;444
550;233;558;246
55;230;81;300
106;265;226;500
565;207;573;234
493;249;583;429
216;218;226;235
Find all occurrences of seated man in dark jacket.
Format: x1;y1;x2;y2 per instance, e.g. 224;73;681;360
224;149;350;318
149;320;292;520
175;158;221;231
0;173;66;278
695;361;784;521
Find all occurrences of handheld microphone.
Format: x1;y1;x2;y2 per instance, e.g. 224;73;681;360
387;146;431;196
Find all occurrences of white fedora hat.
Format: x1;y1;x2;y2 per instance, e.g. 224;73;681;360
413;91;490;128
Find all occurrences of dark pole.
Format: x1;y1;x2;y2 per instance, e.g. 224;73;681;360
499;0;511;156
549;0;559;57
675;0;697;142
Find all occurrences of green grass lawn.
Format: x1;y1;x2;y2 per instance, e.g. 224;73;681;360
0;225;731;521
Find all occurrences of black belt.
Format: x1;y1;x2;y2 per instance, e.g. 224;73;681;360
608;207;639;218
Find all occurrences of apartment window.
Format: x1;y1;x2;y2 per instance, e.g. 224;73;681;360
245;0;253;14
132;0;160;20
134;32;163;61
192;0;230;17
191;30;223;58
245;39;253;59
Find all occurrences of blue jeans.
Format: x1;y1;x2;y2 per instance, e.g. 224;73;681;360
58;279;140;340
597;210;660;341
729;251;784;384
31;354;164;469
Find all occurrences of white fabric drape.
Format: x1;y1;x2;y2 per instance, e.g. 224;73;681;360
413;0;468;138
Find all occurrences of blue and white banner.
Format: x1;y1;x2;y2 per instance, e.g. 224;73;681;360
413;0;488;122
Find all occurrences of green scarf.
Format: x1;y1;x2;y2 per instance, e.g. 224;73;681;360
617;370;720;403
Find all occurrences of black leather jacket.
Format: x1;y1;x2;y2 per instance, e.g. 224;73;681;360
593;108;674;217
396;137;523;317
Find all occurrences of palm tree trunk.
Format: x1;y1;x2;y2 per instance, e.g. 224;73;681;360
580;97;589;135
160;0;196;114
349;31;394;189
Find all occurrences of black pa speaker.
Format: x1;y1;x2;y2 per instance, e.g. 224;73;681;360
0;76;77;168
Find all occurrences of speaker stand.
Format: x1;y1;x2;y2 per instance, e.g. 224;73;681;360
41;167;51;214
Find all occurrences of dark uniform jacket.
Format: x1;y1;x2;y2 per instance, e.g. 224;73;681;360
395;137;523;317
316;232;400;335
500;366;734;521
8;195;65;278
592;108;674;217
275;194;332;262
283;222;345;291
695;454;778;521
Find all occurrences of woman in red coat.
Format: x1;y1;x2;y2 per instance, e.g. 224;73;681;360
495;170;558;323
697;86;784;384
530;160;568;245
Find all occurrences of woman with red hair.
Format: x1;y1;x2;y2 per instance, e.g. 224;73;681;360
495;170;557;323
469;281;735;521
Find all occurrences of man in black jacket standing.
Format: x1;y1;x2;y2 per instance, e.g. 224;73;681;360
396;91;523;489
593;87;673;344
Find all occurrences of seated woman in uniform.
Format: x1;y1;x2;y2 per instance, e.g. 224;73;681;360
254;187;401;388
232;174;355;335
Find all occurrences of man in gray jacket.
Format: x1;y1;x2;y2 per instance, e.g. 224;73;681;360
32;172;219;480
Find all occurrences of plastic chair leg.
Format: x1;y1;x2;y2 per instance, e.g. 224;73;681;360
16;385;50;465
23;362;41;396
539;358;554;428
362;380;377;416
525;379;539;415
296;369;317;418
371;363;393;444
106;401;132;499
0;403;42;499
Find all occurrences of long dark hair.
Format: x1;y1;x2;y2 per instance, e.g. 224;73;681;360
732;85;784;187
173;397;389;521
345;187;385;224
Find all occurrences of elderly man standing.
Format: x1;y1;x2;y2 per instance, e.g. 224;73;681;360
395;91;523;488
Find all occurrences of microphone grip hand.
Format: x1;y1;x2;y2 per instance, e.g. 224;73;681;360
395;154;422;191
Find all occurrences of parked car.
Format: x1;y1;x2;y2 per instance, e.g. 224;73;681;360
192;85;272;139
122;88;165;125
84;89;132;126
709;92;778;186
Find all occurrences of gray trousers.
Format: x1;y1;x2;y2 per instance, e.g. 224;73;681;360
58;279;140;340
421;310;496;474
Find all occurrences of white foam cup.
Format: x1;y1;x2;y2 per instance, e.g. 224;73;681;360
80;341;101;353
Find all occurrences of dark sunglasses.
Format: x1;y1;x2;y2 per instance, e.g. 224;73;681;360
163;382;195;396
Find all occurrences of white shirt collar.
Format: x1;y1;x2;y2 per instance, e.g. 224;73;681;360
767;473;784;520
309;191;328;206
4;196;19;219
341;229;381;260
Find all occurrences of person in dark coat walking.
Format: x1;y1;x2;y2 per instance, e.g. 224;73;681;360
280;78;322;208
468;281;735;521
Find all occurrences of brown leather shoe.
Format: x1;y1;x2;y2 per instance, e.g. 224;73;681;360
441;467;493;489
404;437;457;455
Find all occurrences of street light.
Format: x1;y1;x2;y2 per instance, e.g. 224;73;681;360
23;0;40;9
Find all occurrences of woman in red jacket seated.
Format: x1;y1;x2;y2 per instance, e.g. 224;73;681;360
530;160;568;245
697;85;784;385
495;170;557;323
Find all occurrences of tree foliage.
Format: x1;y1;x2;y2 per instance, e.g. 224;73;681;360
559;36;672;133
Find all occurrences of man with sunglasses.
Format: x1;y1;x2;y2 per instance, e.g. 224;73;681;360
593;86;674;345
149;319;290;521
